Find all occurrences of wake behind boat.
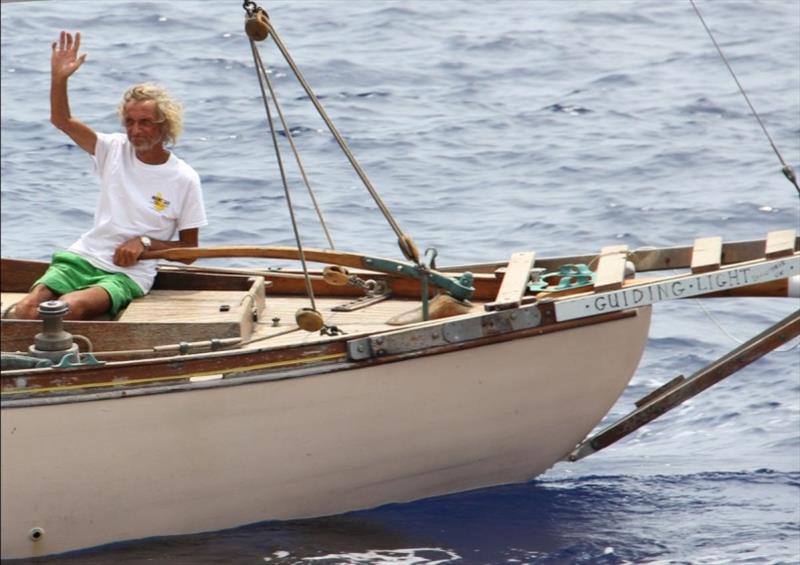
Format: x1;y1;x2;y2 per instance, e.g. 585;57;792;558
1;1;798;560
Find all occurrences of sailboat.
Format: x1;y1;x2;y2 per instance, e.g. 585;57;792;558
1;1;798;559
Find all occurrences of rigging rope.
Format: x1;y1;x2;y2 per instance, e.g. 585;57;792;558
251;46;336;250
692;296;800;352
249;39;318;313
242;0;420;263
263;22;421;263
689;0;799;195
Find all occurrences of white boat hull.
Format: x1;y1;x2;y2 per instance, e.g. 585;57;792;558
1;307;650;559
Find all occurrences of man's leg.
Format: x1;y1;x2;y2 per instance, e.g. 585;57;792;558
60;286;112;320
14;284;59;319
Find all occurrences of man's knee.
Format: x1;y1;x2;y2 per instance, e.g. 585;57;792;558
62;287;112;320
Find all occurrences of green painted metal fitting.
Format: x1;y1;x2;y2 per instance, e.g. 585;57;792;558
529;263;595;293
361;256;475;301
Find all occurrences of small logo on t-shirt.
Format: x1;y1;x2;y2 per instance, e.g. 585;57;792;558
151;192;171;212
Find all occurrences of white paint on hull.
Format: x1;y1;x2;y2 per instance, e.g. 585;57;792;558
1;307;650;559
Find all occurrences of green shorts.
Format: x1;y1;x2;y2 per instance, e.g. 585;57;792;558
32;251;144;315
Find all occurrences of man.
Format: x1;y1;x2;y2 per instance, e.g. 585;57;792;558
15;31;207;320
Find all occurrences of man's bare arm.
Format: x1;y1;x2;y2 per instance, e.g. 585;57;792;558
113;228;201;267
51;31;97;155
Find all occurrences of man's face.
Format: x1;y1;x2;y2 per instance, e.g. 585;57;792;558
123;100;165;152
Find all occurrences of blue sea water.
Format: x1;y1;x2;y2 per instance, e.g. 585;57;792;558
1;0;799;563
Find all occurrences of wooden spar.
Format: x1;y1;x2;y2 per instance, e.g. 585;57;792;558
567;308;800;462
142;246;378;269
141;246;476;301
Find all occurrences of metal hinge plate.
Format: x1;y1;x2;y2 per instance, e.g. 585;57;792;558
346;303;541;360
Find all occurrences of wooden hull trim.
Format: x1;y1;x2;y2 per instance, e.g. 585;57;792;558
2;308;637;402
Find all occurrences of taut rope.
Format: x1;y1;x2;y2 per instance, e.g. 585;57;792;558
242;1;421;263
248;38;319;316
250;45;335;250
690;0;799;195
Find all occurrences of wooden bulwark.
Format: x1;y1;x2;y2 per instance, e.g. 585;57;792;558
690;236;722;273
485;251;535;311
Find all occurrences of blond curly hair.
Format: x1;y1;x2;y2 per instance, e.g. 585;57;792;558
117;83;183;145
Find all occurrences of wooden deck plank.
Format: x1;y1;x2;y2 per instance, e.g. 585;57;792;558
594;245;628;292
690;236;722;273
485;252;535;311
119;290;251;324
765;229;796;258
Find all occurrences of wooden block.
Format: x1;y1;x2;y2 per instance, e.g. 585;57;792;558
765;229;796;259
691;236;722;273
485;251;536;311
594;245;628;292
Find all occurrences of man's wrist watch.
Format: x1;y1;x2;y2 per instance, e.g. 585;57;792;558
139;236;152;250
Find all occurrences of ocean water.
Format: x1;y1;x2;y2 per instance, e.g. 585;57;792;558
1;0;799;563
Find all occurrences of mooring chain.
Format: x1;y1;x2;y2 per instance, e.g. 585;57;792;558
242;0;422;263
690;0;799;196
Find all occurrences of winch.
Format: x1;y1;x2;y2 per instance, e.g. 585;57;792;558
28;300;79;363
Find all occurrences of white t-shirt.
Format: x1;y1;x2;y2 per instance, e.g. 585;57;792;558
68;132;207;293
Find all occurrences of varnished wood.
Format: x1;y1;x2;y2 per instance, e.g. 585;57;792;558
1;339;348;393
1;319;243;353
142;246;379;270
0;258;48;292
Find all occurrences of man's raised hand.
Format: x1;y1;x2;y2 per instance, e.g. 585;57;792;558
51;31;87;81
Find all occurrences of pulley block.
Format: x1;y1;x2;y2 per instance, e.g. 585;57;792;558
245;9;270;41
323;265;351;286
295;307;324;332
